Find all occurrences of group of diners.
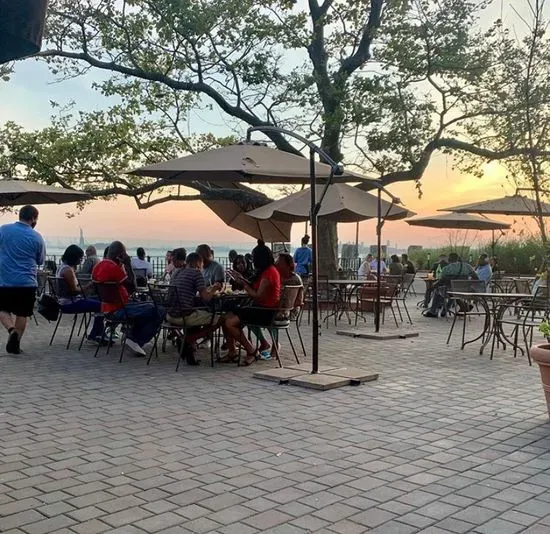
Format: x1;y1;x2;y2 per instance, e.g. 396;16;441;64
357;253;416;278
0;207;303;365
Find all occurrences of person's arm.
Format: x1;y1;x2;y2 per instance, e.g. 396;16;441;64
37;237;46;266
121;257;137;293
197;272;221;302
62;268;80;295
214;263;225;283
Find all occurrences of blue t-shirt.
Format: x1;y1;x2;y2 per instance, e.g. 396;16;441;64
293;246;312;275
0;221;46;287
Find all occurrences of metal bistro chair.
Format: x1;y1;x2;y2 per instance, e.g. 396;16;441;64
48;276;91;350
133;268;149;288
93;281;134;362
446;279;487;349
354;282;400;327
394;273;415;324
241;285;302;368
498;285;550;365
148;284;215;371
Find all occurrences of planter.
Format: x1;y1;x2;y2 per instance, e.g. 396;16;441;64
529;343;550;417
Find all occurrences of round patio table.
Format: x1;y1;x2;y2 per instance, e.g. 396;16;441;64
448;291;532;357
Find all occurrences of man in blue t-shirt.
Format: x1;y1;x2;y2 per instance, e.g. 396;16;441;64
0;205;46;354
293;235;312;276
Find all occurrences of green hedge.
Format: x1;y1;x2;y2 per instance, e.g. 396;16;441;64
408;238;547;275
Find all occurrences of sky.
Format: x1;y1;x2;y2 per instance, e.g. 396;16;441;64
0;0;538;250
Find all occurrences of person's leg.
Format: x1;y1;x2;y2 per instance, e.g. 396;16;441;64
225;313;254;355
0;311;14;332
123;302;164;347
13;315;28;338
6;288;36;353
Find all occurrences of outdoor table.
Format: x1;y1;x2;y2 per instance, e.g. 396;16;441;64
327;280;367;324
449;291;531;357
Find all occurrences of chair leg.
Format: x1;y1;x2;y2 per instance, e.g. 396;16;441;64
390;306;399;328
148;329;161;365
175;330;186;372
119;328;127;363
395;301;404;323
32;314;39;326
49;314;63;346
295;321;307;358
286;329;300;364
269;330;282;368
66;314;78;350
446;313;458;345
461;312;467;350
78;314;90;351
403;300;413;324
94;321;106;358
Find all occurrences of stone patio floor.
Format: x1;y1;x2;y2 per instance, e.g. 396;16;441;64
1;300;550;534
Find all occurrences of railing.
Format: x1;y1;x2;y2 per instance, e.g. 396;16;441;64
45;254;363;277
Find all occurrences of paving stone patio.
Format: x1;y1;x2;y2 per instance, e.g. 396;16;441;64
1;299;549;534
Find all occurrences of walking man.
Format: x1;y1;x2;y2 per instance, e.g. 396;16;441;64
0;205;46;354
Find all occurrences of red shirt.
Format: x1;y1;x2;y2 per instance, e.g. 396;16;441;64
92;259;129;313
253;265;281;308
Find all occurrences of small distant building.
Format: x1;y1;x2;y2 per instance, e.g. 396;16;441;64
341;244;358;258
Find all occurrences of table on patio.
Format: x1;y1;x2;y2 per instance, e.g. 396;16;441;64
449;291;532;358
326;279;367;325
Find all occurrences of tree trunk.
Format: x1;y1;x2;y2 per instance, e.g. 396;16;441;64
317;217;338;277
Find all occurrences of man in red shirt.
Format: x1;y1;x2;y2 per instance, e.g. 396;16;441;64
92;241;164;356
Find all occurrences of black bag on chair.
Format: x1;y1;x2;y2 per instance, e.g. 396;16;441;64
37;294;60;322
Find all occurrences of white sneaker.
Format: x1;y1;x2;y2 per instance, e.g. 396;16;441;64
125;338;146;356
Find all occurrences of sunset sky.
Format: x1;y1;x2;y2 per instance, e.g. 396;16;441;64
0;0;536;250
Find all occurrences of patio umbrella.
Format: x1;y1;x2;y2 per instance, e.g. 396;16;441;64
247;183;414;222
406;212;511;231
406;212;511;257
129;143;369;185
0;179;92;206
248;183;413;333
0;0;48;63
201;183;291;242
440;194;550;217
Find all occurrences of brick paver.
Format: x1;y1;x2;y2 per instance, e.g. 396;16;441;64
1;297;549;533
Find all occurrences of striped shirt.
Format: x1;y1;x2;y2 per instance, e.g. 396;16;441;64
167;267;205;317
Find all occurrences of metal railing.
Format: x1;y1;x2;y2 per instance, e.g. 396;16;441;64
45;254;363;277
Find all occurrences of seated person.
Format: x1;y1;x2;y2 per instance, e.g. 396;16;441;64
224;240;281;365
276;253;304;312
131;247;154;285
92;241;164;356
56;244;104;341
401;254;416;275
166;250;221;364
358;254;373;278
475;253;493;287
81;246;100;275
370;256;387;274
388;255;404;276
424;252;479;317
249;252;304;360
196;244;225;286
163;250;175;282
230;254;253;291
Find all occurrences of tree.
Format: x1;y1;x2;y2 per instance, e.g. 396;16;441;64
8;0;550;272
456;0;550;247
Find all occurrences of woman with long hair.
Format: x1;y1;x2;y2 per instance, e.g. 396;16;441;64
223;241;281;365
56;245;104;341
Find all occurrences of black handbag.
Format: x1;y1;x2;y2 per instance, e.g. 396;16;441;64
38;294;60;321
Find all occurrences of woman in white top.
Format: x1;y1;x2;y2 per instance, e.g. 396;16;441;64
358;255;373;278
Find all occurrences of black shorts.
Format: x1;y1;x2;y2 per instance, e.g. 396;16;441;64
236;307;276;327
0;287;37;317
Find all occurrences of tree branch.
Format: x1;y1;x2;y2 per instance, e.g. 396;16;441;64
38;48;302;156
339;0;383;76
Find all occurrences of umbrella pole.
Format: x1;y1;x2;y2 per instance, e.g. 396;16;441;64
309;149;319;374
375;188;382;333
355;221;359;258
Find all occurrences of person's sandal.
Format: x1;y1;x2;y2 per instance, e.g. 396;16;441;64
241;351;258;366
220;353;238;363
